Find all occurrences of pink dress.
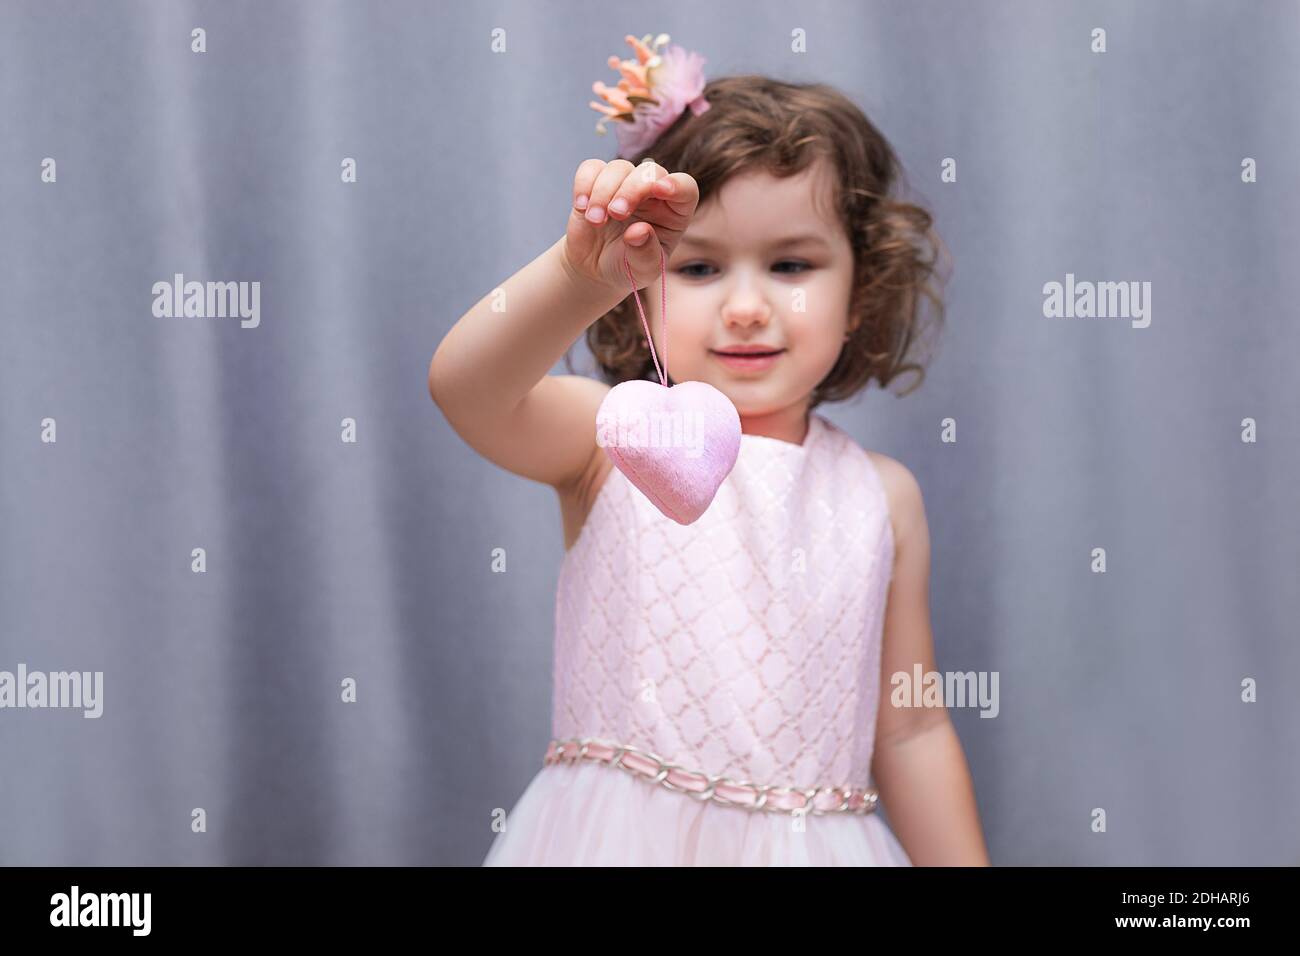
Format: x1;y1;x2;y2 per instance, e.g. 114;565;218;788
482;412;912;866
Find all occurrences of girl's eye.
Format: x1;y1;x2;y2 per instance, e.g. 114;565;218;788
678;263;716;278
677;261;811;278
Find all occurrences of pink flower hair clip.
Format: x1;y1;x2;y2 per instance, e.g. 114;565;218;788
589;33;711;159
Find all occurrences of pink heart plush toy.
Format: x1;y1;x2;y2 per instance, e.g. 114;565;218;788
595;243;742;525
597;379;740;524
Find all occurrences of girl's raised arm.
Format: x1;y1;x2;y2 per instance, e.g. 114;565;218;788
427;159;698;492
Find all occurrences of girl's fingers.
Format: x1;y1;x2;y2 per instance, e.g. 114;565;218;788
655;172;699;215
582;159;636;224
572;158;606;213
605;161;671;220
616;171;700;231
624;222;656;245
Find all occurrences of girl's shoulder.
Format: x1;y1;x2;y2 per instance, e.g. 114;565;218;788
816;417;921;556
861;448;923;557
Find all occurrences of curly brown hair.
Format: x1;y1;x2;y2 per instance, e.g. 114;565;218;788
565;74;950;409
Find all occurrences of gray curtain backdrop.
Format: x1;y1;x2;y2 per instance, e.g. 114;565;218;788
1;0;1296;866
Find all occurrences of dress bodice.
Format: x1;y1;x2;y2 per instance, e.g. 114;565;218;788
552;412;895;790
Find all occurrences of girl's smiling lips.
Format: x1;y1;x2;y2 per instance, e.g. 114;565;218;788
709;344;786;372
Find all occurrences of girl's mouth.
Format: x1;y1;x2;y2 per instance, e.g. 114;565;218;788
709;348;786;372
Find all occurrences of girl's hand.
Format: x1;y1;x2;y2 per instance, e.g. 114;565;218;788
562;158;700;294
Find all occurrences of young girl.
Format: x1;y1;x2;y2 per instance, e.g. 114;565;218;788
430;34;989;866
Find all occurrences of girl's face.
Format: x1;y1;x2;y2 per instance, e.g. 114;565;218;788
643;159;856;436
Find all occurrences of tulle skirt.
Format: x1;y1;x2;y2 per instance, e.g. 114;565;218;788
482;760;913;867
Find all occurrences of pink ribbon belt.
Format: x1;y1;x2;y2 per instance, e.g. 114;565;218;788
543;736;880;816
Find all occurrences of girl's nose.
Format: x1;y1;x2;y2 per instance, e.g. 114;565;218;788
721;289;772;329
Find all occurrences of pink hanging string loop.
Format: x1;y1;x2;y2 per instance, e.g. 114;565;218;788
623;242;668;388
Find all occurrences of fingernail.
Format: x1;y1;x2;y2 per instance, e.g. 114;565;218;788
609;198;628;215
574;194;588;210
585;205;605;223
